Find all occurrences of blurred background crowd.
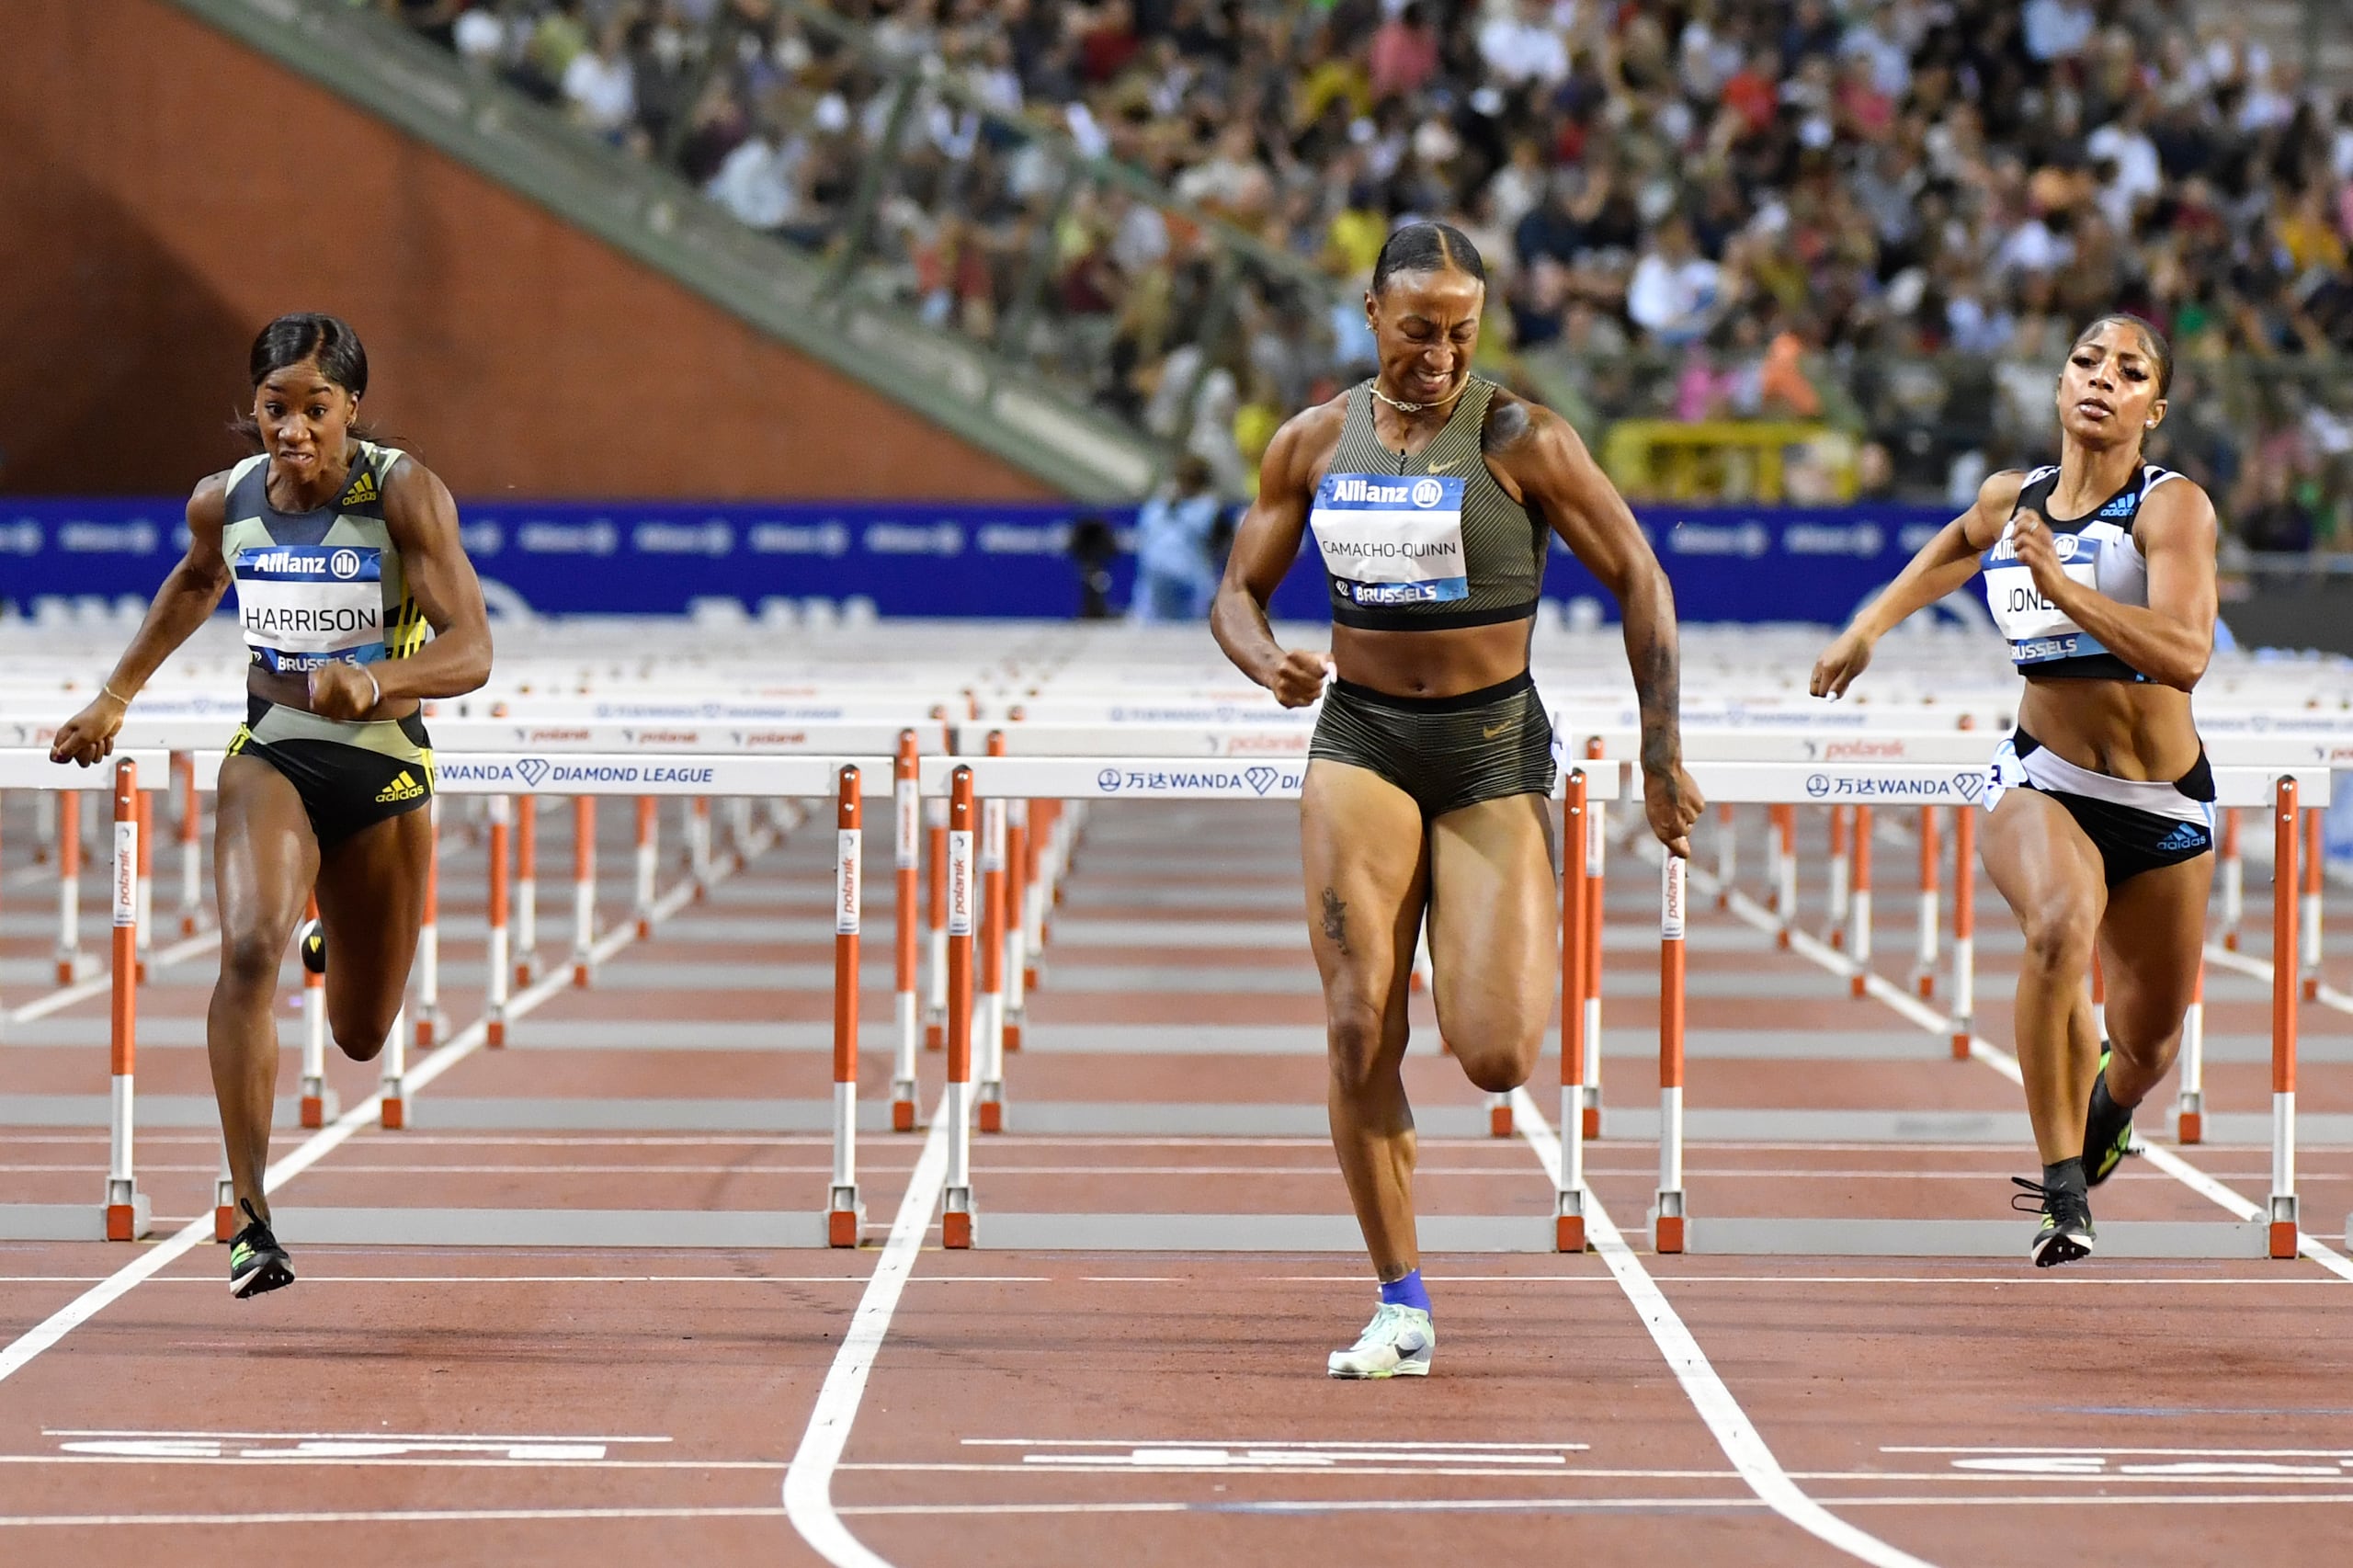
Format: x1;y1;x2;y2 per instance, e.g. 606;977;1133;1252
381;0;2352;555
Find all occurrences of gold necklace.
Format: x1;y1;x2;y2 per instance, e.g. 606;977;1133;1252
1368;377;1468;415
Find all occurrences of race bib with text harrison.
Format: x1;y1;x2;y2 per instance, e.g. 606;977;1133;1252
1309;473;1468;608
233;544;387;671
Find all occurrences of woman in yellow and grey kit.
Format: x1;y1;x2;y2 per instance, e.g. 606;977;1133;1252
52;314;492;1297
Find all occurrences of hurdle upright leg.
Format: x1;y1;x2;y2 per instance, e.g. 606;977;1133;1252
299;893;333;1127
1771;804;1797;949
1582;769;1606;1139
134;789;153;983
105;759;149;1241
415;798;440;1050
891;733;922;1131
515;793;539;984
1951;803;1976;1060
1847;803;1874;996
829;767;866;1245
56;788;82;983
925;798;948;1051
1914;806;1940;998
2270;778;2301;1259
1557;772;1589;1251
942;769;977;1247
2221;807;2244;949
976;781;1007;1132
572;796;597;987
1713;801;1735;910
1825;804;1851;949
486;796;512;1047
2176;957;2206;1143
1004;801;1029;1053
2302;805;2324;1003
176;750;202;936
1654;853;1688;1255
633;795;658;937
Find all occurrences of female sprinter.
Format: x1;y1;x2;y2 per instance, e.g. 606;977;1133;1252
1813;314;2215;1267
1212;222;1700;1376
51;313;493;1297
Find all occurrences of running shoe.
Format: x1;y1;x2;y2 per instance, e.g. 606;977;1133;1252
227;1199;295;1298
298;919;326;975
2083;1048;2135;1187
2011;1177;2096;1267
1326;1301;1434;1379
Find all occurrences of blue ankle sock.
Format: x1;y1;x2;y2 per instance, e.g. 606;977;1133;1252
1379;1268;1431;1313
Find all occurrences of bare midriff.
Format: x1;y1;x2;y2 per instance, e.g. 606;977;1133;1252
1331;618;1534;699
2018;676;2199;781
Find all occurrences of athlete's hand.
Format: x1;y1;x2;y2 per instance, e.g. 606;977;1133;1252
1643;762;1706;861
1265;648;1333;709
308;663;381;722
1810;627;1876;699
2007;509;2075;607
48;692;128;768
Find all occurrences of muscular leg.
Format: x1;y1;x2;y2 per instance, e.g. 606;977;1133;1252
2097;853;2214;1108
1302;760;1428;1281
1982;790;2108;1165
1426;792;1556;1094
312;805;433;1062
208;757;319;1222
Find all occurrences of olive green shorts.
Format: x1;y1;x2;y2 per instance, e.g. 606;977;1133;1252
1308;671;1555;820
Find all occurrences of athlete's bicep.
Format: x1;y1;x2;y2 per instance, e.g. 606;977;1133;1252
1521;415;1653;595
2137;482;2219;640
177;476;234;598
383;460;489;637
1222;419;1319;602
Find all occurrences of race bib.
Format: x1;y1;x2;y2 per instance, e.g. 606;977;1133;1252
1983;527;2101;665
233;544;387;671
1309;473;1467;608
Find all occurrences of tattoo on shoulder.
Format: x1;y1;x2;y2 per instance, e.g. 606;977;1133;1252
1482;397;1535;454
1320;887;1349;954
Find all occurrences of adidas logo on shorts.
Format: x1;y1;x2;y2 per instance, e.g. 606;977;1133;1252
2154;821;2209;852
376;768;426;804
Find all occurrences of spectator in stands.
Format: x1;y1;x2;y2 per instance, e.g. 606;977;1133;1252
1627;219;1722;348
1131;455;1223;623
562;17;638;143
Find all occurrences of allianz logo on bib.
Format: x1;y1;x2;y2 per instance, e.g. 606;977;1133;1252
241;546;376;580
1324;477;1449;508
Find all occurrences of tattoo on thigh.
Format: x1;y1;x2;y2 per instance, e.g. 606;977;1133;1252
1321;887;1349;954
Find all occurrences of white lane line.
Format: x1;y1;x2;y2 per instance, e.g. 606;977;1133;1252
5;928;221;1028
1508;1087;1939;1568
0;1506;790;1528
2202;942;2353;1018
0;824;775;1387
832;1491;2353;1517
1702;868;2353;1285
780;1096;948;1568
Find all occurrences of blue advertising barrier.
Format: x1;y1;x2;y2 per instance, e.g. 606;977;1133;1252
0;496;1967;627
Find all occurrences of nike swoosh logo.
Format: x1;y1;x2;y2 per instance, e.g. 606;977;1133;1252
1394;1333;1428;1354
1481;722;1516;739
1427;459;1462;472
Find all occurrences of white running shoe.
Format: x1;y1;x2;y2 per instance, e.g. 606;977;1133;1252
1326;1301;1434;1379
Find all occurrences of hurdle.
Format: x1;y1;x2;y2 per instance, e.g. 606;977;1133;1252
1640;760;2332;1257
0;753;166;1241
909;755;1566;1250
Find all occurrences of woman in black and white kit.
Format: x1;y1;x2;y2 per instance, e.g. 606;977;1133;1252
1811;314;2217;1266
51;314;492;1297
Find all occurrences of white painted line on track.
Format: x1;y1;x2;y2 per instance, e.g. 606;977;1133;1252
2203;942;2353;1018
1701;868;2353;1285
4;927;220;1028
781;1095;947;1568
0;831;771;1387
829;1491;2353;1517
1508;1087;1940;1568
0;1506;791;1528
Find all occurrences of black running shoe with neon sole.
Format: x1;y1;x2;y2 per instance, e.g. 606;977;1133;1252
2013;1176;2096;1267
299;920;326;976
228;1199;295;1298
2083;1048;2135;1187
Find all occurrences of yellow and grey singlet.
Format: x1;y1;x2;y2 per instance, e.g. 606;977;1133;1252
1307;379;1547;630
221;440;428;675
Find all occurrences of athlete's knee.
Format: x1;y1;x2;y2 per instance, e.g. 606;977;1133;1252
2018;899;2096;975
1441;1013;1544;1094
219;926;288;990
1326;1000;1397;1095
1456;1043;1535;1095
327;1000;398;1062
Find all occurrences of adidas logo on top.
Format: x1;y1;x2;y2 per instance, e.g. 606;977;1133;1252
375;768;425;803
340;469;379;507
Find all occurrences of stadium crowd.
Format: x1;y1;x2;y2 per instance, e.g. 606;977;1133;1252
387;0;2349;545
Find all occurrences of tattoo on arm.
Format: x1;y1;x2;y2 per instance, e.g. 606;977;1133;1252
1634;632;1681;778
1320;887;1350;955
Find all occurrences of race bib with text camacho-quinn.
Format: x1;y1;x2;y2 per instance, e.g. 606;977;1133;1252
233;544;387;672
1308;473;1467;608
1981;524;2103;665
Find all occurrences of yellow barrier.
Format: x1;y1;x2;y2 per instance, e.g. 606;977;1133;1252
1602;421;1858;504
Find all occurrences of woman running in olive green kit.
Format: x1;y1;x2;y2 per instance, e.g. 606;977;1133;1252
1212;223;1699;1377
51;313;493;1298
